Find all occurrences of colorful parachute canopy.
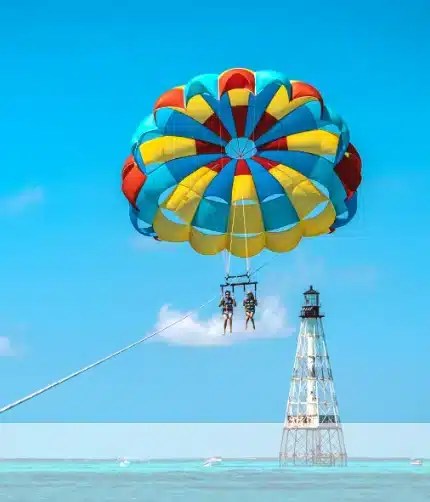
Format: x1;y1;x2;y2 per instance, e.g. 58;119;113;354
121;68;362;258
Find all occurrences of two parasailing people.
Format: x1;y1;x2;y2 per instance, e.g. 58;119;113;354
218;290;258;335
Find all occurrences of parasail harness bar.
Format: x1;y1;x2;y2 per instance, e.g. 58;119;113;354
220;272;258;298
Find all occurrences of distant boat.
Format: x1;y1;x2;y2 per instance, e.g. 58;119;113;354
203;456;222;467
118;458;131;467
410;459;423;466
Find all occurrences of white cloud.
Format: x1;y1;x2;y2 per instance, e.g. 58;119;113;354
152;296;294;346
0;322;28;356
0;186;44;214
0;336;14;357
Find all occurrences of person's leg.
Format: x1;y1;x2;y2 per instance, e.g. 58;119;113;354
245;312;250;329
228;313;233;333
223;314;227;335
250;311;255;330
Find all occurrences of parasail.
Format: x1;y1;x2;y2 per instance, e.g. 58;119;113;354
121;68;361;260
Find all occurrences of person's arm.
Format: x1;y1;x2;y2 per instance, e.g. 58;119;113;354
219;298;224;307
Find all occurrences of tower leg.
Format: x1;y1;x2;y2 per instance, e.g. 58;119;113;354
280;427;347;467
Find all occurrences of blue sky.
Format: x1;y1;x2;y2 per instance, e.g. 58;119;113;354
1;424;429;459
0;0;429;425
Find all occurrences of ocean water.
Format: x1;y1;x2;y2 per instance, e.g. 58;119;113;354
0;459;428;501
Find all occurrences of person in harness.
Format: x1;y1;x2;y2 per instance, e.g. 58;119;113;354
219;290;236;335
243;290;257;330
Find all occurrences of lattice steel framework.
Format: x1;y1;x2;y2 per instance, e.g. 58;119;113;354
279;286;347;467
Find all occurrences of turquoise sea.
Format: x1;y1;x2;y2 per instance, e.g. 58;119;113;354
0;459;428;501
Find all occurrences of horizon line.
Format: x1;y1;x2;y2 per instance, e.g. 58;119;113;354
0;456;427;461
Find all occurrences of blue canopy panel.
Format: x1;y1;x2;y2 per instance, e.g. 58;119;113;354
260;195;300;231
244;82;286;139
184;73;219;103
132;115;164;175
255;100;322;147
330;191;358;230
191;198;231;234
202;159;236;204
254;70;292;95
247;158;285;201
129;206;158;238
154;107;226;146
203;93;237;139
321;105;350;164
257;150;319;179
134;154;222;224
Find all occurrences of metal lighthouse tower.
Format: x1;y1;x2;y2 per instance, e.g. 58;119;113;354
279;286;347;467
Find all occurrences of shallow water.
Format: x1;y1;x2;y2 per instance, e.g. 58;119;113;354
0;460;428;501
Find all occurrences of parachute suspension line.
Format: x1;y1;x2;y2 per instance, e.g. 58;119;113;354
222;247;229;278
0;294;218;416
225;197;237;278
241;195;250;275
218;120;229;278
